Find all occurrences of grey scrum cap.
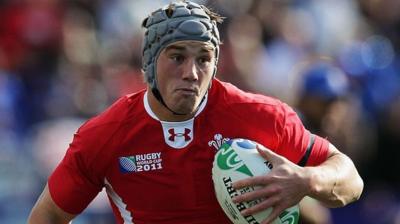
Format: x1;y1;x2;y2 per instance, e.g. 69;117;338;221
141;1;221;89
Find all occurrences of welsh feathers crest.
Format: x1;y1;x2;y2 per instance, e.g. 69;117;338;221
208;134;230;151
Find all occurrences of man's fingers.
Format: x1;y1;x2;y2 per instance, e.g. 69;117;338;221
232;189;265;204
233;186;281;203
256;144;282;164
232;175;271;189
240;196;280;217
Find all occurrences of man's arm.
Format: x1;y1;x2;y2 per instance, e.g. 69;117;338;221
305;143;364;207
232;143;364;224
28;184;76;224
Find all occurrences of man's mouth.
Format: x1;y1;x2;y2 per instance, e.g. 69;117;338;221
176;88;198;96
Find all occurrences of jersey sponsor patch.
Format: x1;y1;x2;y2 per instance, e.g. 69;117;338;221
168;128;191;142
119;152;163;173
161;120;194;149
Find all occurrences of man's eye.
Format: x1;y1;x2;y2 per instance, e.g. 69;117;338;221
198;57;211;64
171;55;184;62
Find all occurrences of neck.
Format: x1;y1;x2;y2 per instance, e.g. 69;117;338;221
147;88;195;122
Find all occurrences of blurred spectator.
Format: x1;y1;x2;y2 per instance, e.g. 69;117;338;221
346;0;400;190
293;60;399;223
294;60;376;180
0;0;63;136
295;61;350;134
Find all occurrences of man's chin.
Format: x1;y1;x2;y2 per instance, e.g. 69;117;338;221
170;102;199;116
169;98;199;113
171;107;196;116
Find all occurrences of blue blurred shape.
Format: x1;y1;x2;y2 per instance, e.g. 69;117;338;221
236;139;256;150
301;62;349;100
361;35;394;70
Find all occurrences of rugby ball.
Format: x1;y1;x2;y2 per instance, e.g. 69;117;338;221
212;138;299;224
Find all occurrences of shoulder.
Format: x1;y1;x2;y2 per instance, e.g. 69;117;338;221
210;79;291;119
80;90;146;133
65;90;146;164
70;90;146;151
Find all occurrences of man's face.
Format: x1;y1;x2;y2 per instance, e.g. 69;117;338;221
156;40;216;115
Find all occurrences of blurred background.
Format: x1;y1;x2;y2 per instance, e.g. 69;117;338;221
0;0;399;223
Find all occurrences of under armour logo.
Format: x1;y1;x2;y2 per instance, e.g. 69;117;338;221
168;128;191;142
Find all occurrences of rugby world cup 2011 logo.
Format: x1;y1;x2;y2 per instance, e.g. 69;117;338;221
119;156;137;173
119;152;163;173
216;141;253;177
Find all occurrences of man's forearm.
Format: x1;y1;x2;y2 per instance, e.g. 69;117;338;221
305;145;364;207
28;184;75;224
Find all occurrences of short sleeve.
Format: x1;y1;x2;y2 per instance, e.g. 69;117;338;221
48;129;104;214
47;97;129;214
276;103;329;166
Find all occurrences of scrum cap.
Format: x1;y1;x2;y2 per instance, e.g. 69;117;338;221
142;1;221;89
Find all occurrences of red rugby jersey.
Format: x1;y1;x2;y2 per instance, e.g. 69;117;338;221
48;79;329;224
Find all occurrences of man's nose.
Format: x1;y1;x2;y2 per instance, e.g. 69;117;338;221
182;59;198;81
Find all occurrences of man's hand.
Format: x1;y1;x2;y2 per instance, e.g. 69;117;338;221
232;144;311;224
